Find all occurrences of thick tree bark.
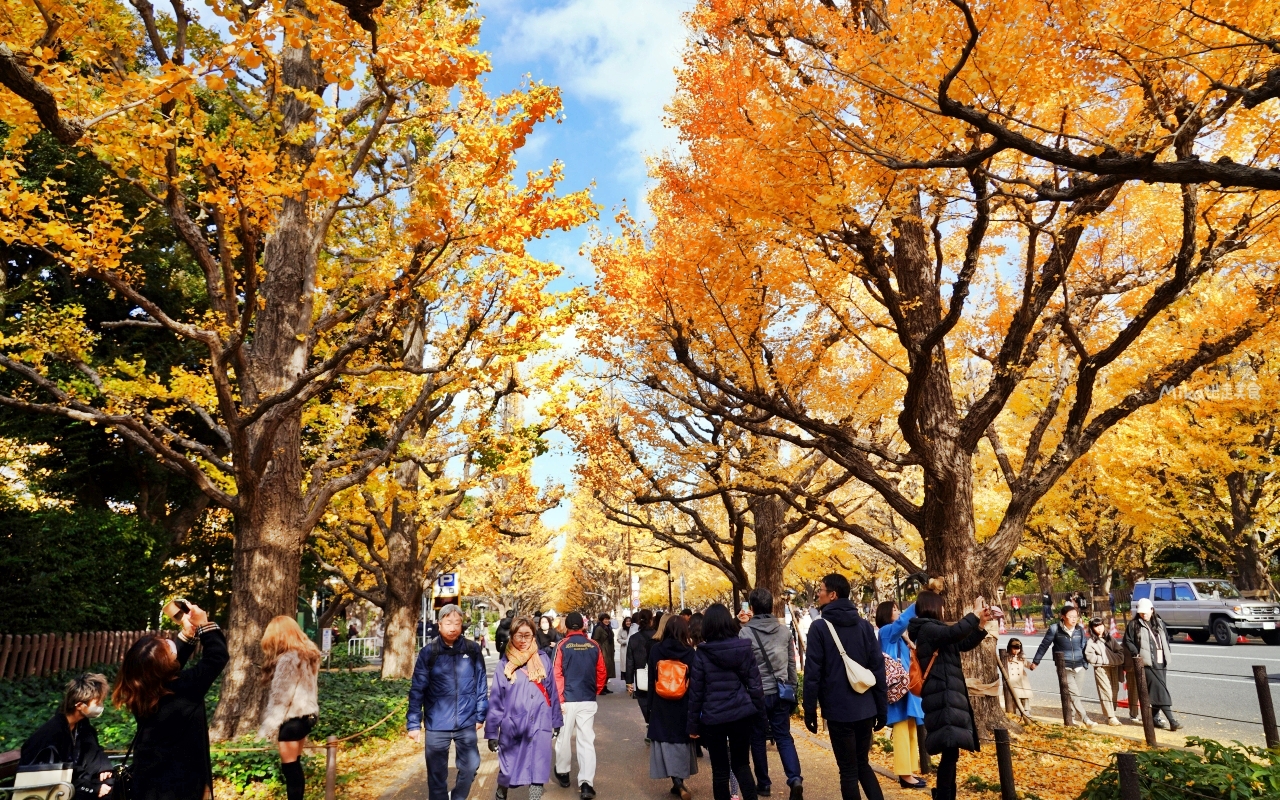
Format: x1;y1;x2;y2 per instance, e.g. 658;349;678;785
211;413;307;738
380;489;428;679
750;494;787;614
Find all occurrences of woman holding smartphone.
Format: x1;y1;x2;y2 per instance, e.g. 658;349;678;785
905;582;995;800
259;616;323;800
114;602;228;800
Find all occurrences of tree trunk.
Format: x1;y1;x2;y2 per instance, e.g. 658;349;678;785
1036;556;1053;597
209;15;326;738
210;416;306;739
381;587;423;679
751;494;787;614
1228;473;1270;592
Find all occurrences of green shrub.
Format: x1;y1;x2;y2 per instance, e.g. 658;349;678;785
0;665;136;750
0;506;164;635
1078;737;1280;800
2;666;409;791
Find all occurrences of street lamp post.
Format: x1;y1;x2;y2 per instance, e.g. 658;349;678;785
626;559;674;610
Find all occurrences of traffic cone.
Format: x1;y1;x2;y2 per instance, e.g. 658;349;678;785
1238;634;1249;644
1117;673;1129;709
1110;618;1120;640
1024;616;1035;635
999;617;1007;635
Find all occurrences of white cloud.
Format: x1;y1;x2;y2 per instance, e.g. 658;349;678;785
495;0;690;184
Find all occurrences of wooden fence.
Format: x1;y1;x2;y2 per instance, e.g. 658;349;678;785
0;630;160;679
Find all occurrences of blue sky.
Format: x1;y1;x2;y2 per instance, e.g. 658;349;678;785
475;0;692;526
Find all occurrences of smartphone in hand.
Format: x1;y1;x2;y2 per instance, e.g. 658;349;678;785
163;598;191;624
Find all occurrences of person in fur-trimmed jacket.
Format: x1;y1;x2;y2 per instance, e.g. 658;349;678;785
259;616;322;800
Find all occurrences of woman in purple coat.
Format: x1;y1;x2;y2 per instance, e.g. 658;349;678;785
485;617;563;800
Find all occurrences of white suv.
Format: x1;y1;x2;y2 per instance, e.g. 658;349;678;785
1131;578;1280;646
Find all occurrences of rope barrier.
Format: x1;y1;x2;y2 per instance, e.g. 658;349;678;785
978;736;1110;768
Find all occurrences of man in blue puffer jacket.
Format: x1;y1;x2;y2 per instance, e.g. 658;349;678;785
407;604;488;800
1030;603;1093;727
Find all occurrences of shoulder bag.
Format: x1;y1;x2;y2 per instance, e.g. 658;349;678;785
747;627;798;703
820;620;876;694
112;730;139;800
908;647;938;697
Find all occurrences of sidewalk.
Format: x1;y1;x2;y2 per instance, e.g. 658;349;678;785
381;677;918;800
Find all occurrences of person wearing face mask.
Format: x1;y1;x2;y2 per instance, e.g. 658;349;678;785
537;614;563;653
113;603;228;800
21;673;115;798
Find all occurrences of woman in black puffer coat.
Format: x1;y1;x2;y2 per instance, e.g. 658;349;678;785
905;587;995;800
687;604;765;800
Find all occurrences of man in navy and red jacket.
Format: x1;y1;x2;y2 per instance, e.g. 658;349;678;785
552;611;607;799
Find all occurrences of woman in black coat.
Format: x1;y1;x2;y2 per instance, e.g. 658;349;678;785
626;609;656;724
113;603;229;800
905;588;996;800
647;616;699;800
686;604;765;800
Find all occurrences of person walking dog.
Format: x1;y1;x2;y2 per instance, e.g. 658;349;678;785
258;616;322;800
486;617;562;800
741;587;804;799
407;604;488;800
803;573;887;800
906;581;996;800
554;612;607;799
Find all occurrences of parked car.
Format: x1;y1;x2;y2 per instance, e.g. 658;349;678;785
1131;578;1280;646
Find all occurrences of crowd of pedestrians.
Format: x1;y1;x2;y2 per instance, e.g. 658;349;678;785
15;576;1183;800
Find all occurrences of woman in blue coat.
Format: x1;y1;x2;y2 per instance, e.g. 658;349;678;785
876;601;926;789
486;618;563;800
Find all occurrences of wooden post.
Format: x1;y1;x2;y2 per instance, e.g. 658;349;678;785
1130;655;1158;747
1053;652;1074;726
1254;665;1279;749
917;722;931;774
60;633;72;672
29;633;47;677
325;736;338;800
994;728;1017;800
1117;752;1141;800
999;648;1016;714
0;634;11;678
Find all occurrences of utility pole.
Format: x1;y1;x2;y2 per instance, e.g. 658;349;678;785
627;559;674;610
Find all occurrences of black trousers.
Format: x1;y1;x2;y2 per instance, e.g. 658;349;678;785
827;718;885;800
935;747;960;800
702;721;757;800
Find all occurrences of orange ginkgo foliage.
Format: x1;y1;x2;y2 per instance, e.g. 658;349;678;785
0;0;592;735
588;0;1280;730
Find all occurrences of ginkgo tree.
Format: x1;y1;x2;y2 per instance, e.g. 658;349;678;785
0;0;592;736
590;0;1280;731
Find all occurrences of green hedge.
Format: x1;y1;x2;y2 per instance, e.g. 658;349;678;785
1079;737;1280;800
1;666;409;793
0;507;163;635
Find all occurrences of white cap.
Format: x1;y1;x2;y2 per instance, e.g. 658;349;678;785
1135;598;1154;614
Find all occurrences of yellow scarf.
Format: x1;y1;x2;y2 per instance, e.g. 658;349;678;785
504;639;546;684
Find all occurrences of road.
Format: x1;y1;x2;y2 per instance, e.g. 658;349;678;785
997;631;1280;745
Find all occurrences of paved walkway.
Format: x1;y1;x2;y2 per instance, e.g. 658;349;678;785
382;677;916;800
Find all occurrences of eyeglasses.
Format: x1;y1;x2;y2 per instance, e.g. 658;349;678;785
513;631;534;641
